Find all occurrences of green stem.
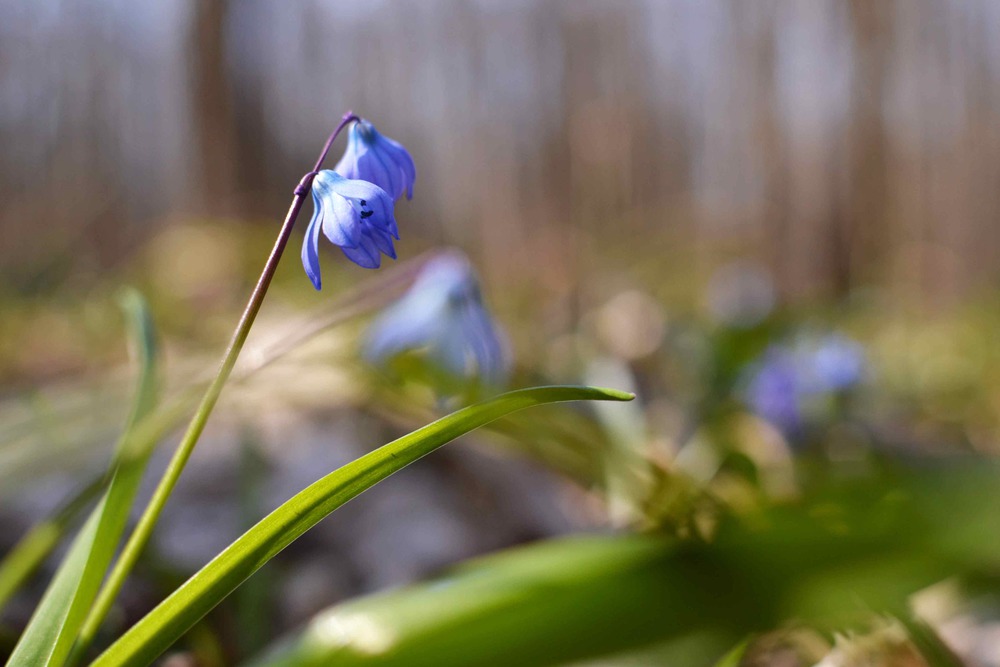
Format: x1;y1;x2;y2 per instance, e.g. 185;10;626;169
71;113;358;661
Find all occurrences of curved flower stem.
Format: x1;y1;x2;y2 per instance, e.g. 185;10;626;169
310;112;359;175
71;112;359;662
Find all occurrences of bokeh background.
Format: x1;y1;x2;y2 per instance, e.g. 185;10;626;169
3;1;1000;665
6;0;1000;308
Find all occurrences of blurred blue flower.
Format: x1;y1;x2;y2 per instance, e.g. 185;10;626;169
335;119;416;201
365;252;508;388
811;334;866;391
743;334;867;436
746;348;803;434
301;170;398;287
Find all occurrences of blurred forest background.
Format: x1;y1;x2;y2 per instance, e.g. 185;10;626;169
4;0;1000;313
3;1;1000;664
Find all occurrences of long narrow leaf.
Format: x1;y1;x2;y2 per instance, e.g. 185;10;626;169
6;290;160;667
242;462;1000;667
243;535;719;667
90;385;633;667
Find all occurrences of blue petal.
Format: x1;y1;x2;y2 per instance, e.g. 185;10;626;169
317;170;386;200
364;252;509;388
310;170;338;196
460;303;507;386
429;324;469;379
332;121;416;201
365;296;443;362
366;224;397;259
332;137;361;180
354;119;379;146
315;170;397;238
379;137;417;200
301;196;324;290
365;189;399;239
340;232;382;269
321;192;362;247
356;148;401;201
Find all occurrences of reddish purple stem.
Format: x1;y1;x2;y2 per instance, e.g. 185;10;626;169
294;111;360;197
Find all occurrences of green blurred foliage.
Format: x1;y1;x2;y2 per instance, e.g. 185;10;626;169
3;224;1000;665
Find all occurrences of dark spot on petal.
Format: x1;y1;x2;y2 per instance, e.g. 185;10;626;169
360;210;374;219
359;199;367;206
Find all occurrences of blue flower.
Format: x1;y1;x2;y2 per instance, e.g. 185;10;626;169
811;334;865;391
365;252;508;388
743;334;867;437
334;119;416;201
746;347;803;435
301;170;398;287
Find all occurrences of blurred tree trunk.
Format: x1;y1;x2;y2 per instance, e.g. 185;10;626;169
742;6;792;301
189;0;238;216
840;0;892;295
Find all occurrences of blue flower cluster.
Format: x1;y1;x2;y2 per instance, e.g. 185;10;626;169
744;334;866;435
300;120;507;392
365;251;508;389
302;118;416;288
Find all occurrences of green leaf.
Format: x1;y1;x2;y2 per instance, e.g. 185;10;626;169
6;290;161;667
712;638;751;667
242;462;1000;667
243;535;730;667
90;385;634;667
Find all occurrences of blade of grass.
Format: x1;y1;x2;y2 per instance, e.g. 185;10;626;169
89;385;634;667
712;638;751;667
5;260;422;664
2;254;422;650
6;290;160;667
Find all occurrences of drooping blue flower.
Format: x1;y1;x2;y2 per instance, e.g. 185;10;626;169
301;170;398;287
365;251;508;388
334;119;416;201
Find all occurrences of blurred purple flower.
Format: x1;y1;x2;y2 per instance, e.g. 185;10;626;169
365;252;508;388
811;334;866;391
746;348;803;434
335;119;416;201
301;170;398;287
744;334;867;435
